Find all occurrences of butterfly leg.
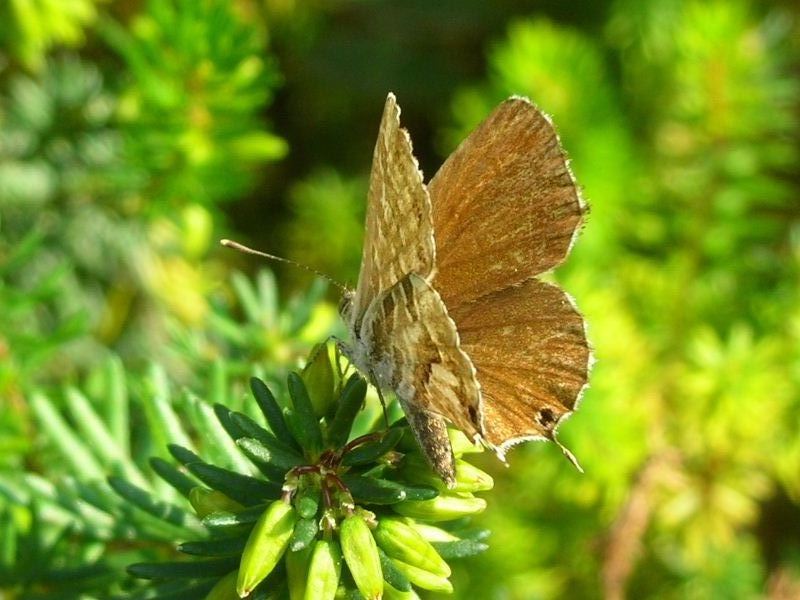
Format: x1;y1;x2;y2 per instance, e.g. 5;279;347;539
368;367;391;429
330;336;355;383
335;335;370;389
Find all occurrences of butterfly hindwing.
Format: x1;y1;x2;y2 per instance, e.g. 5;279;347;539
449;278;590;452
360;273;482;481
361;272;482;436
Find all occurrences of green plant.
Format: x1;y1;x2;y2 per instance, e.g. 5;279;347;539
101;0;287;214
0;262;341;597
0;228;89;406
0;343;491;598
0;54;140;343
0;503;118;595
124;346;491;598
165;268;340;389
2;0;291;380
0;0;105;70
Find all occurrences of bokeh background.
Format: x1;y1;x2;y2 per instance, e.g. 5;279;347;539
1;0;799;598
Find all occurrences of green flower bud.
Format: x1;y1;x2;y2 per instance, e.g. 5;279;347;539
304;539;343;600
287;545;314;600
373;517;450;577
237;500;297;597
302;343;337;418
339;514;383;600
289;517;320;552
383;580;421;600
295;483;322;520
391;559;453;594
447;429;483;456
401;454;493;493
452;459;494;492
205;570;239;600
405;521;459;543
392;494;486;522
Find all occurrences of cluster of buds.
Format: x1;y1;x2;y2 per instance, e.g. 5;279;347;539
135;344;492;598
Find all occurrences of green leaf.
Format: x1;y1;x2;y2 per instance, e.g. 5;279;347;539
250;377;299;450
107;476;197;531
287;372;324;455
178;535;249;557
326;374;367;448
29;392;105;480
149;457;197;498
341;428;404;466
128;556;239;579
184;463;281;506
237;437;306;472
66;387;147;486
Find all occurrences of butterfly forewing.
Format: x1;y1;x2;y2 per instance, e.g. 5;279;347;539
429;97;586;308
350;93;436;330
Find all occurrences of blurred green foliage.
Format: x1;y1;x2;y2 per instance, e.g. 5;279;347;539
0;0;105;70
1;0;799;598
103;0;287;212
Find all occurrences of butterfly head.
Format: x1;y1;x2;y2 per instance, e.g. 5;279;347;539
338;289;355;325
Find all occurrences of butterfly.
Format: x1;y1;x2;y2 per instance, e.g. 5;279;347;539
339;93;590;486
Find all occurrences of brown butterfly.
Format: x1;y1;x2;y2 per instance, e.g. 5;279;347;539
339;93;591;486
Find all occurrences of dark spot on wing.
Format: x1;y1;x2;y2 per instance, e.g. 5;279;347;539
537;407;556;429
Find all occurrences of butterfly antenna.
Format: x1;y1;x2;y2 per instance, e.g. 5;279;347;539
220;239;347;293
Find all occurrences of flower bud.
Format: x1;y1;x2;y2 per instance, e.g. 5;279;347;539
373;517;450;577
205;570;239;600
304;539;342;600
237;500;297;597
392;494;486;522
391;559;453;594
302;343;337;418
340;514;383;600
